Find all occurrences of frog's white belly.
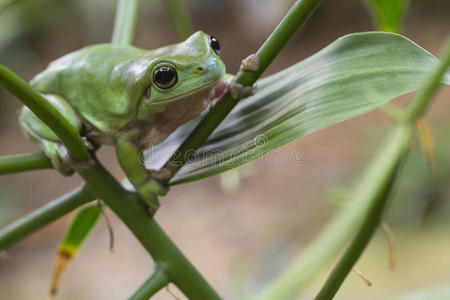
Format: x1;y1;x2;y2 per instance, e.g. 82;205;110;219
140;92;211;148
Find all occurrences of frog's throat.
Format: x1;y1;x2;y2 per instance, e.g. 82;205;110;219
147;79;220;106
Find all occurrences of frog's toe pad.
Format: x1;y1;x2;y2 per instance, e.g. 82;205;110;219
44;143;73;176
226;80;256;99
81;137;95;150
149;168;173;182
240;54;260;73
58;145;95;172
51;155;75;176
135;182;161;214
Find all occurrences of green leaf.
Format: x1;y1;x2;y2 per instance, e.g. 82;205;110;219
50;203;102;297
392;287;450;300
362;0;409;33
59;203;101;255
146;32;450;185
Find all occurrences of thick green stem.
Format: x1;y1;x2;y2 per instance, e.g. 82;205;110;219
241;0;324;84
0;0;216;298
314;125;412;300
164;0;324;177
405;37;450;121
0;185;94;250
76;161;221;300
164;0;194;41
0;1;327;299
254;125;412;300
109;2;218;296
0;64;89;161
0;152;52;174
313;39;450;300
112;0;139;45
128;265;170;300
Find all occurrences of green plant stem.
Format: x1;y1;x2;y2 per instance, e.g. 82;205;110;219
128;265;170;300
1;0;217;298
164;0;324;178
241;0;324;84
112;1;219;297
0;1;326;299
314;38;450;300
0;64;89;161
76;160;221;300
0;152;52;174
164;0;194;41
112;0;138;45
254;124;412;300
0;185;94;250
405;37;450;121
314;125;412;300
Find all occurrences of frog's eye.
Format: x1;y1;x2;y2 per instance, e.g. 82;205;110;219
153;65;178;89
209;36;220;55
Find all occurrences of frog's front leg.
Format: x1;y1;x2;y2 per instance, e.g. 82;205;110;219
115;129;168;215
210;54;260;103
228;54;260;99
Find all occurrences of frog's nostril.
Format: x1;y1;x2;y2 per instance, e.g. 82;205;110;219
197;67;204;72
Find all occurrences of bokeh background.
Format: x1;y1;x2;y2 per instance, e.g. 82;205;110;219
0;0;449;299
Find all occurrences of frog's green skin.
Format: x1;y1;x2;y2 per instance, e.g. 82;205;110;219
19;31;226;212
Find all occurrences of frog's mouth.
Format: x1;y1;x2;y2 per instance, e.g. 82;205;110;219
147;79;221;106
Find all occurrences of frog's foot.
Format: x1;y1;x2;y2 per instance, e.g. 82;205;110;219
81;137;94;150
149;167;174;183
238;53;260;74
58;144;96;172
207;54;260;105
40;136;95;175
135;184;161;215
224;54;260;100
226;79;256;99
135;177;169;215
208;76;256;105
133;167;175;215
42;141;74;176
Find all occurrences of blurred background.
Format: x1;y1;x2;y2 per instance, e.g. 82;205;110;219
0;0;449;299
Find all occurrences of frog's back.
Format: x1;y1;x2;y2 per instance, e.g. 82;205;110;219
31;44;152;136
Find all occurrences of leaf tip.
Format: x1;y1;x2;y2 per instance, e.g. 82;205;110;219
50;249;73;299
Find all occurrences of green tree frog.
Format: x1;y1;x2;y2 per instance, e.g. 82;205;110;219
18;31;258;214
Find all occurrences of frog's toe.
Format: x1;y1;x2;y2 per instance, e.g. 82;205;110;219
226;79;256;99
56;144;95;173
81;137;95;150
51;157;74;176
134;175;175;215
149;167;173;182
239;54;260;73
135;182;161;214
148;178;169;196
142;193;160;215
44;142;74;176
144;192;161;216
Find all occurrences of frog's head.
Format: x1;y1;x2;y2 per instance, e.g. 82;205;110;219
141;31;226;107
